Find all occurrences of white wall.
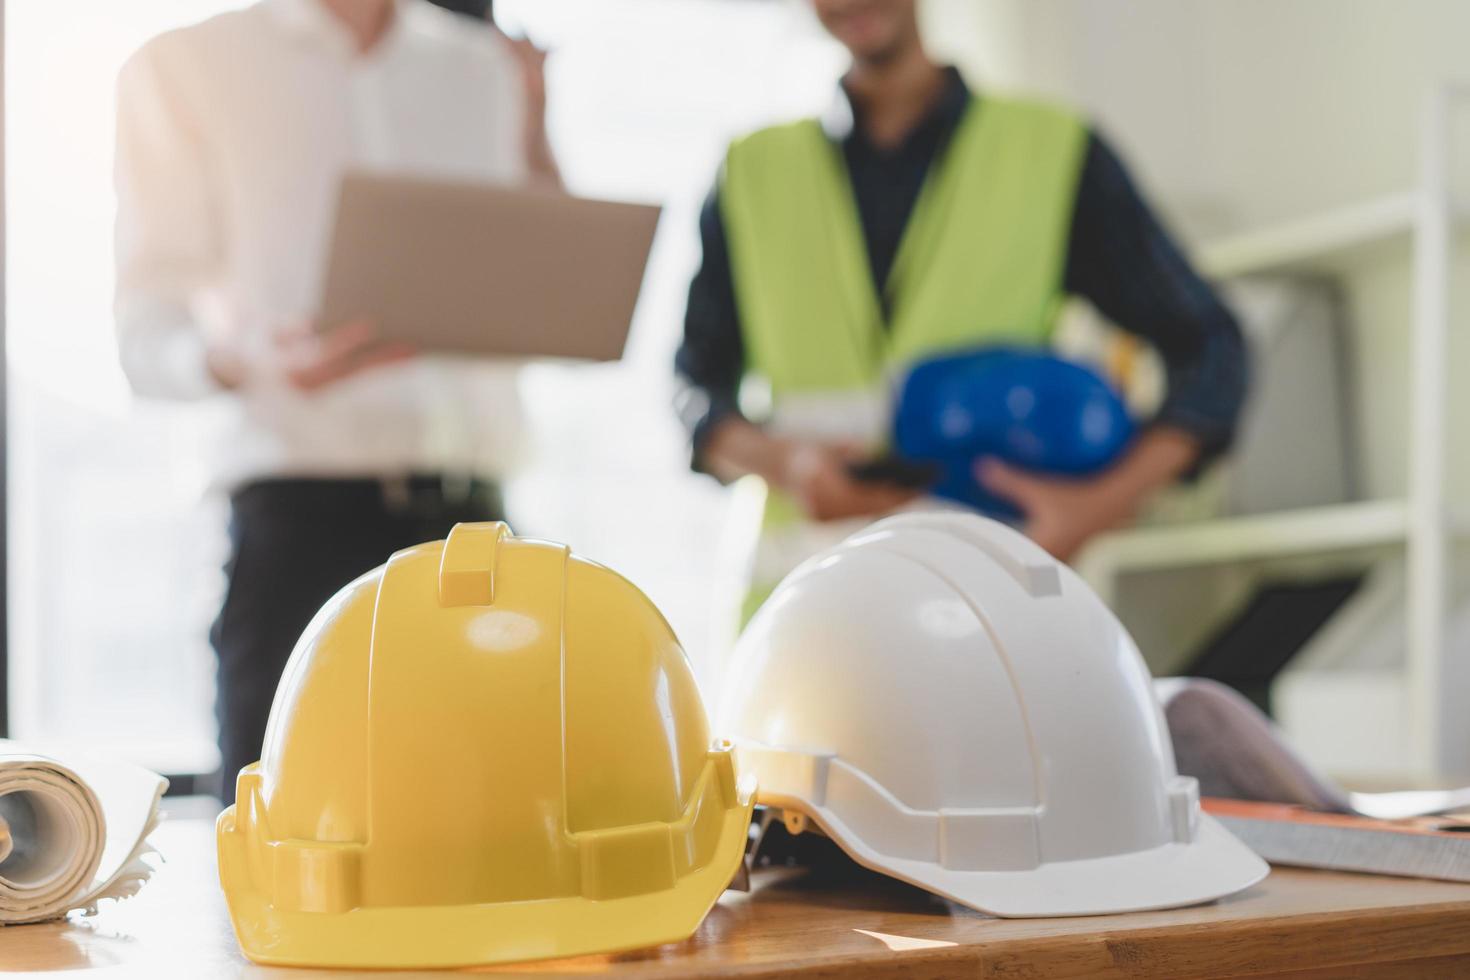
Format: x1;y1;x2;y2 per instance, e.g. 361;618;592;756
929;0;1470;231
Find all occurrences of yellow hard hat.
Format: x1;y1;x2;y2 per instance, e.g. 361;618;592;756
217;522;754;969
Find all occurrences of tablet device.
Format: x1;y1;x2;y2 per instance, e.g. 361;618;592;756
318;173;660;360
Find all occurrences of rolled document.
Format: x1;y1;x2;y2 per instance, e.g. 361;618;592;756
0;743;167;924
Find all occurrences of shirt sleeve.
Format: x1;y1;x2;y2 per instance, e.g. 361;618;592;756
673;184;748;473
112;41;224;400
1063;131;1250;463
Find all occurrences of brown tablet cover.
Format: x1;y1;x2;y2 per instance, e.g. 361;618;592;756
319;173;660;361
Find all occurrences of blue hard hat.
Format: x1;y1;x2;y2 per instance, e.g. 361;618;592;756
893;348;1135;517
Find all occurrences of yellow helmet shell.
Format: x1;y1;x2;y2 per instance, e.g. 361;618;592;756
217;523;754;968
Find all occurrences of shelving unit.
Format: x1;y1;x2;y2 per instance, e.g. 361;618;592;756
1082;500;1405;598
1197;192;1470;280
1077;81;1469;780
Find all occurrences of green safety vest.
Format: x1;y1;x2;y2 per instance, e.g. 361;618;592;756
720;94;1087;619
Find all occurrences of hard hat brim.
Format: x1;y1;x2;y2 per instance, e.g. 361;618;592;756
773;795;1268;917
217;794;754;969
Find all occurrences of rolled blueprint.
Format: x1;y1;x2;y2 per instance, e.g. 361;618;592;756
0;744;166;924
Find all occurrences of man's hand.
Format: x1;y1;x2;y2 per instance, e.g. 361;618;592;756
502;33;561;187
976;459;1139;562
274;320;416;391
700;417;920;522
207;319;415;392
976;427;1203;562
780;442;921;522
506;36;548;121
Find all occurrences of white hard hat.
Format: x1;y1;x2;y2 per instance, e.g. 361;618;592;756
718;512;1267;917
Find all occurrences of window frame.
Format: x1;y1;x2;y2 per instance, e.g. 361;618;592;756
1;0;10;740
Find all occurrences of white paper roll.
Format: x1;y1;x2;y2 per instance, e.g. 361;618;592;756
0;745;166;925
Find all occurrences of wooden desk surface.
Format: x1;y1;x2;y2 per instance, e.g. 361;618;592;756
6;818;1470;979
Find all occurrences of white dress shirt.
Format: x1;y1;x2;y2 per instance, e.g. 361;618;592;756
114;0;529;489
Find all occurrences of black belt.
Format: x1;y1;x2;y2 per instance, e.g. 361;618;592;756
232;474;500;516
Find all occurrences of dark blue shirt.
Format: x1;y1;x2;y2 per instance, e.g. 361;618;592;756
675;68;1248;472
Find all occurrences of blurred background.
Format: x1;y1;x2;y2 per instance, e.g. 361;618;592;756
3;0;1467;790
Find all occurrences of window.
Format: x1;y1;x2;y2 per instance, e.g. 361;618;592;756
5;0;840;771
6;0;246;773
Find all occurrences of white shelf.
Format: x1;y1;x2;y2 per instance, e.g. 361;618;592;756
1083;500;1470;581
1081;499;1411;577
1198;192;1467;279
1200;193;1415;278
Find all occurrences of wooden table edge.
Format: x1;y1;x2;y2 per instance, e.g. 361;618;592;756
645;893;1470;980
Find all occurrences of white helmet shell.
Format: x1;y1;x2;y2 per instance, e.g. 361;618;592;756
719;512;1266;916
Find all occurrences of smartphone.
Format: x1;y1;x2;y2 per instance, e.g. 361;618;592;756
845;455;942;490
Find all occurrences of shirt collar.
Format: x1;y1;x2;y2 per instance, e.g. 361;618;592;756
821;64;972;144
262;0;409;58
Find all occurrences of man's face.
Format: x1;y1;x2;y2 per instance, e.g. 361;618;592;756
809;0;919;65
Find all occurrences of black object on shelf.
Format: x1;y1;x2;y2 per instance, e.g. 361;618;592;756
1181;575;1365;717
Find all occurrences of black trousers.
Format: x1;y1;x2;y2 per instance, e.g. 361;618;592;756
209;475;504;803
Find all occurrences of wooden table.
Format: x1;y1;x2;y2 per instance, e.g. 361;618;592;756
6;816;1470;979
